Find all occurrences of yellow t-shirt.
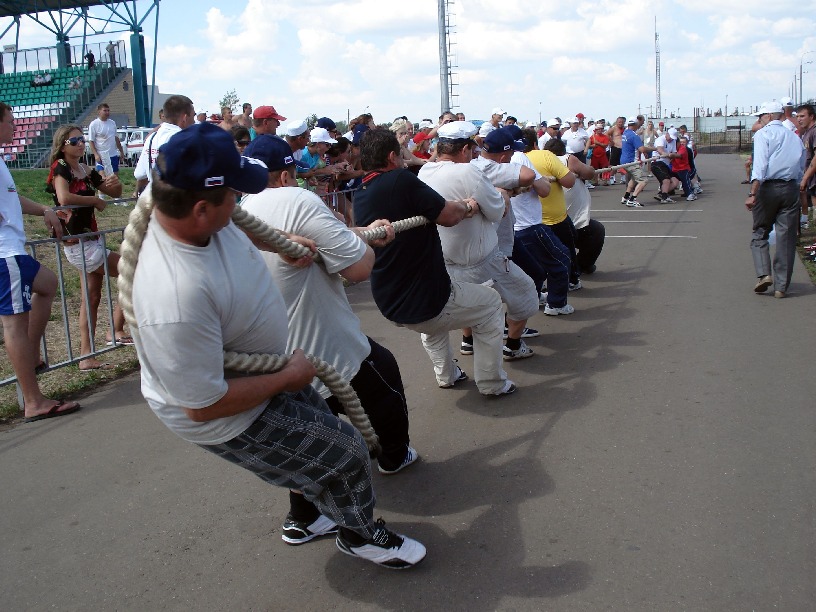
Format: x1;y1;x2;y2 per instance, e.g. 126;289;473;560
525;150;570;225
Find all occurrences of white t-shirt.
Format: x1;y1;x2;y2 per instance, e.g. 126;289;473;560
132;216;289;445
558;154;591;229
134;123;182;182
537;132;552;151
88;117;118;158
418;160;504;267
240;187;370;398
0;158;27;258
470;156;521;256
562;127;589;154
652;135;676;165
509;152;543;231
478;122;498;138
783;118;797;132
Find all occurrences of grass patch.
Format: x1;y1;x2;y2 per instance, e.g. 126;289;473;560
1;167;140;423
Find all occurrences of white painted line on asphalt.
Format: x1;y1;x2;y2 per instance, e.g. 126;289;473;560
593;209;704;212
606;235;698;238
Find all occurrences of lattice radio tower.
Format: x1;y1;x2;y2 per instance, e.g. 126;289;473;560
655;17;662;119
437;0;459;114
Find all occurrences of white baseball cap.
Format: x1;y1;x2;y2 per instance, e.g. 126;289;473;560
490;107;506;116
283;119;308;137
309;127;337;144
439;121;479;139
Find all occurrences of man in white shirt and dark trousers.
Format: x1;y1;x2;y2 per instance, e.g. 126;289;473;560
88;103;125;176
746;100;806;298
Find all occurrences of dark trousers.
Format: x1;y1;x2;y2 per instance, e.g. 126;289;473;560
610;146;622;167
575;219;605;273
510;239;545;294
514;224;571;307
549;216;580;285
325;336;409;470
751;180;800;292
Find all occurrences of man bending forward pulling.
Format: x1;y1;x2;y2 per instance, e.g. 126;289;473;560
129;122;425;569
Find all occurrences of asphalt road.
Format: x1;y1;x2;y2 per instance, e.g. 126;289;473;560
1;154;814;611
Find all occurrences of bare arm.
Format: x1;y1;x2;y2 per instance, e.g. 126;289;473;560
435;198;480;227
53;172;106;210
19;196;63;239
567;154;595;180
183;349;316;422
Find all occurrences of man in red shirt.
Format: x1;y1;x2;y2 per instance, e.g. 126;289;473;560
672;136;695;201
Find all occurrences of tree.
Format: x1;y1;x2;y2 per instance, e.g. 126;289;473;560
218;89;240;113
306;113;318;130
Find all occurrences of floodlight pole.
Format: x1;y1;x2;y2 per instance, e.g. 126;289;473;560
438;0;450;114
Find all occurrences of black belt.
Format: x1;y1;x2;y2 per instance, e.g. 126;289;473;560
764;178;795;183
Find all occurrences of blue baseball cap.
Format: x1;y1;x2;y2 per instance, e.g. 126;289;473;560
483;127;525;153
157;122;268;193
244;134;295;171
316;117;337;131
352;123;369;146
502;124;523;140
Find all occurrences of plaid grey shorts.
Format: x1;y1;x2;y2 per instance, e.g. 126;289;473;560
200;386;376;538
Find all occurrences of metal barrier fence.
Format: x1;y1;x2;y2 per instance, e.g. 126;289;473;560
691;130;752;154
0;197;138;407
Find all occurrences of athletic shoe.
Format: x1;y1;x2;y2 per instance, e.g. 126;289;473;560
503;341;534;361
693;185;703;194
482;379;517;396
504;326;540;339
754;275;773;293
460;339;473;355
609;176;616;184
653;193;664;202
568;280;583;291
660;195;675;203
621;195;629;205
544;303;575;316
539;291;548;306
686;193;697;201
335;519;426;569
378;447;419;475
281;514;338;545
773;291;786;299
626;198;643;207
439;365;468;388
586;183;595;190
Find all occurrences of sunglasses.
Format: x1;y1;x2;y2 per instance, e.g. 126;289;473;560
65;136;85;146
237;140;250;147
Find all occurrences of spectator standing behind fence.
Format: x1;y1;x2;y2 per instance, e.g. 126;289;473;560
88;103;125;177
46;125;131;371
0;103;81;422
84;49;95;69
106;41;116;68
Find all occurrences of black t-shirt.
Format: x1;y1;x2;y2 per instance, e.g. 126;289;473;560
353;168;450;324
46;159;103;236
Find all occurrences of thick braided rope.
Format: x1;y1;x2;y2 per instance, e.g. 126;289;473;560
592;153;671;175
117;191;380;453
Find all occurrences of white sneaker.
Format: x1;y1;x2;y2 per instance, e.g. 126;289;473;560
281;514;338;545
586;183;595;190
503;341;534;361
539;291;548;306
438;365;468;388
336;519;426;569
686;193;697;201
568;280;583;291
378;447;419;475
609;176;616;184
544;303;575;316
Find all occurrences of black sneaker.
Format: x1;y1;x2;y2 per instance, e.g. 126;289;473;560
336;519;427;569
460;340;473;355
439;365;468;388
281;514;338;545
503;326;540;339
503;341;534;361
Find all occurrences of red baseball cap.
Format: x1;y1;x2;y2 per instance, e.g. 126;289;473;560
254;105;287;121
576;112;585;119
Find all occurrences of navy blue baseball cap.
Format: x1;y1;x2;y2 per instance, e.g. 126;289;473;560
157;122;268;193
352;123;369;146
502;124;523;141
483;127;525;153
316;117;337;131
244;134;295;171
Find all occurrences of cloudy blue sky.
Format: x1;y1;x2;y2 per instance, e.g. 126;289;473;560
3;0;815;125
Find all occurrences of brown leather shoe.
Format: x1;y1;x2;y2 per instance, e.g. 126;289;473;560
754;275;772;293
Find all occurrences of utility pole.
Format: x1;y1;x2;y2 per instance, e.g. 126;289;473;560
655;17;661;120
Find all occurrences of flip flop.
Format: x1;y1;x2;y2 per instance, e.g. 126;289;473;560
79;362;116;372
24;400;81;423
106;336;135;346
